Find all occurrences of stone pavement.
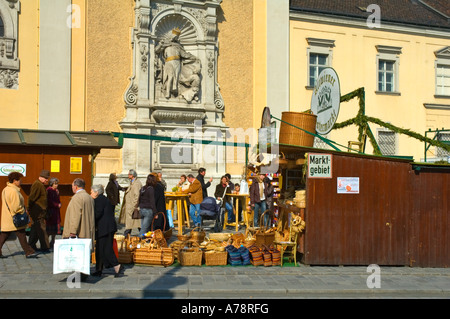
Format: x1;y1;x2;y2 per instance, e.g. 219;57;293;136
1;231;449;300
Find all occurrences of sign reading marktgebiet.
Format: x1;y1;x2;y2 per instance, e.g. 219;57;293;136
307;153;332;178
311;67;341;135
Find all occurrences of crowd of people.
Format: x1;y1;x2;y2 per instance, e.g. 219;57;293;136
0;166;275;280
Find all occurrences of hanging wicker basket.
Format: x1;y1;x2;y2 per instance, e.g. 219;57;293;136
279;111;317;147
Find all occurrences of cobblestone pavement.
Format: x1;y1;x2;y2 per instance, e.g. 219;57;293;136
0;230;449;300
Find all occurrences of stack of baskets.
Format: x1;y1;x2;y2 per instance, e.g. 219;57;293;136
293;189;306;208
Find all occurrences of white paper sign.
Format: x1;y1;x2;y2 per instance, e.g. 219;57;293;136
53;238;92;275
0;163;27;176
337;177;360;194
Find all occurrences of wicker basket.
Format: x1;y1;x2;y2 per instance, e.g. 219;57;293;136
151;211;173;240
190;227;206;244
208;232;232;242
133;238;174;266
178;240;203;266
279;111;317;147
254;210;275;247
117;239;134;264
177;233;192;241
169;240;184;261
203;250;228;266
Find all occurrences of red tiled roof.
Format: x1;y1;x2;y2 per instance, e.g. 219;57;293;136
290;0;450;30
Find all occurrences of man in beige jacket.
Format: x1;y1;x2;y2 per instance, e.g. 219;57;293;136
62;178;95;241
119;169;142;237
62;178;95;281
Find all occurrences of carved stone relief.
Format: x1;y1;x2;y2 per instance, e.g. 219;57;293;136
120;0;226;177
0;0;20;89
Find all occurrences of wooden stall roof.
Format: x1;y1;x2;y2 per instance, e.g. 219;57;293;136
0;129;121;150
277;143;414;163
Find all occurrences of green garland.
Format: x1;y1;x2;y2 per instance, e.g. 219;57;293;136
332;88;450;156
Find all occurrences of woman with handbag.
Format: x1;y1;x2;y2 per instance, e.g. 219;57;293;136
137;174;157;237
0;172;38;258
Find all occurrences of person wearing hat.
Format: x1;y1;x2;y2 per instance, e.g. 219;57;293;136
28;169;50;252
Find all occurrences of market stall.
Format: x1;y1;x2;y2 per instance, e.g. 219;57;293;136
0;129;121;227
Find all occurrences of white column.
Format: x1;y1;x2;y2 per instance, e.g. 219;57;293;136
39;0;72;130
266;0;290;120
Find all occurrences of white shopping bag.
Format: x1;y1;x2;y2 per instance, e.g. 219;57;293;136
53;238;92;275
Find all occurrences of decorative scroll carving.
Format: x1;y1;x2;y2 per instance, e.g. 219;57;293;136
124;79;139;105
0;0;20;89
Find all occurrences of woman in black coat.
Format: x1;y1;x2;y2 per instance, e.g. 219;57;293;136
105;173;126;212
91;184;123;277
151;173;169;231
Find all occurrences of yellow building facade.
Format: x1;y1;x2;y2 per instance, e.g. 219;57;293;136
289;4;450;162
2;0;448;186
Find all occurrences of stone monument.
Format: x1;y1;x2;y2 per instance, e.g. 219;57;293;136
120;0;226;183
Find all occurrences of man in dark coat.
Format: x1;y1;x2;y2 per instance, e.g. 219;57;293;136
28;169;50;252
196;167;212;199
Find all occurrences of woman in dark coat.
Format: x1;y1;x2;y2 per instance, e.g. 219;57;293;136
90;184;123;277
46;177;62;248
150;172;168;231
105;173;126;212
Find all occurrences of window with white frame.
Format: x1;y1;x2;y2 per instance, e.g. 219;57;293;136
306;38;334;88
378;60;395;92
435;47;450;97
377;129;397;156
376;45;401;94
436;65;450;96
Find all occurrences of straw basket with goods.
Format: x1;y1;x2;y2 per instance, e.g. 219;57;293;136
190;227;206;244
178;240;203;266
152;229;168;248
279;111;317;147
133;238;174;267
151;211;173;240
115;235;133;264
254;210;275;247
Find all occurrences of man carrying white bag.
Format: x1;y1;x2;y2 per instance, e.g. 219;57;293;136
53;178;95;281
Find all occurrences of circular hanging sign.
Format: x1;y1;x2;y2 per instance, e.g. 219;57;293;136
310;67;341;135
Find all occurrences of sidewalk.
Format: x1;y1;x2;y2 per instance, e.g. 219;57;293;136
1;230;449;299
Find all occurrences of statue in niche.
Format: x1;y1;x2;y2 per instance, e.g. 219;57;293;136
155;27;201;102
